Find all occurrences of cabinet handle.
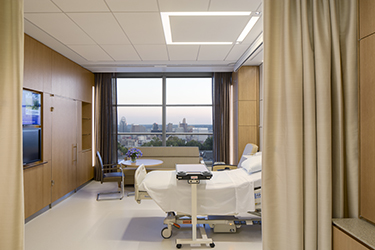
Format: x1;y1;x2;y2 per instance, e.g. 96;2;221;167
72;144;77;163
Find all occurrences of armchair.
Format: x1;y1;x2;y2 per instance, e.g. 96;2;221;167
96;151;124;201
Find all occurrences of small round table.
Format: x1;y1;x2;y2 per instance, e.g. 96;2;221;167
120;159;163;168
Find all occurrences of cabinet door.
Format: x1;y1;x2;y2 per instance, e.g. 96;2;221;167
51;96;77;202
333;226;370;250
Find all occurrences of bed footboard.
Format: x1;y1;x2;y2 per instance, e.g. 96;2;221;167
134;164;152;203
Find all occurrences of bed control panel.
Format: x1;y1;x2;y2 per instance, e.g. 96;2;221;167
176;164;212;183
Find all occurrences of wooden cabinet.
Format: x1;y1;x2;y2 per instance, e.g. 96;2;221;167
359;0;375;226
51;96;77;203
23;34;94;218
23;162;51;218
333;226;371;250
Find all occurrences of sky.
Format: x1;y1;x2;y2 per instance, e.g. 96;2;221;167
117;78;213;125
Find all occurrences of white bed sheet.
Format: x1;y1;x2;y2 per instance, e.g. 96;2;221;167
138;168;261;216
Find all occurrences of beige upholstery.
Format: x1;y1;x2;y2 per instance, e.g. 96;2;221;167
123;146;201;185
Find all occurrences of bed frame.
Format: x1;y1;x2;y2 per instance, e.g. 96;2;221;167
134;165;262;239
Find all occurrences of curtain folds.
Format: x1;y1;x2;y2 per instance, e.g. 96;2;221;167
263;0;358;249
0;1;24;249
212;72;232;163
94;73;118;180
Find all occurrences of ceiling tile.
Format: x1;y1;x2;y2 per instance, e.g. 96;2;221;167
197;45;232;61
68;13;130;45
114;13;165;44
134;45;168;60
167;45;199;60
241;16;263;44
209;0;261;11
25;13;95;45
170;16;250;43
24;0;61;13
68;45;114;61
101;45;141;61
158;0;210;11
225;44;249;61
51;0;110;12
106;0;159;12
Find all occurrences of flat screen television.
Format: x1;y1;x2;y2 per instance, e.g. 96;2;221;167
22;89;41;126
23;127;42;164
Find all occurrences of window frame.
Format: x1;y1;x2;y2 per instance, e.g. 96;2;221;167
116;73;213;146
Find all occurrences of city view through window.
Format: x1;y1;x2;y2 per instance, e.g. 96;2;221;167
117;77;213;165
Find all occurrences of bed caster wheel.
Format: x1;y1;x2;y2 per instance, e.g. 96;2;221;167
210;243;215;248
161;227;172;239
176;244;182;249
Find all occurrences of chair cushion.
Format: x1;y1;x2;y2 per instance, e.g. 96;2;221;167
103;172;123;180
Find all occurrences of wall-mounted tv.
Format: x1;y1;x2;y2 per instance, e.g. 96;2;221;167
23;127;42;164
22;89;41;126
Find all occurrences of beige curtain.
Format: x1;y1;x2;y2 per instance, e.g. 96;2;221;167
0;1;24;250
262;1;358;250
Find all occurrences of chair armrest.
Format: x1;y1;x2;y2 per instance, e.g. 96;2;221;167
212;164;238;171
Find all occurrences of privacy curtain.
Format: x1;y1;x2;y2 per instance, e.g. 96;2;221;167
212;72;231;163
0;0;24;249
262;1;358;250
95;73;118;180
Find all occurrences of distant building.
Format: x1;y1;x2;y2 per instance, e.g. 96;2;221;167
167;123;173;132
179;118;188;132
119;116;127;132
131;124;146;132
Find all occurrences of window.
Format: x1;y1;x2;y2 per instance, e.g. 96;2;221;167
117;74;213;165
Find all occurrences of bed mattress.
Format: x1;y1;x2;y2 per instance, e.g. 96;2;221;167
138;168;261;216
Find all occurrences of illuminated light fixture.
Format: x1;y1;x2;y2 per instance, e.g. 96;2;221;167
236;15;260;42
161;12;259;45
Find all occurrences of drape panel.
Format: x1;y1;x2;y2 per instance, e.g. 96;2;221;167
212;72;231;163
95;73;118;180
263;1;357;250
0;1;24;249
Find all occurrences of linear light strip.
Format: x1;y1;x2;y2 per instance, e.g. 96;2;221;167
237;16;260;42
161;12;257;45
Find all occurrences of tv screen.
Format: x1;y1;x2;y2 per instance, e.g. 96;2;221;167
23;128;41;164
22;89;41;126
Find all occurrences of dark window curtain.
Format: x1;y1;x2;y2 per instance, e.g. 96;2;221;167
94;73;118;181
212;72;232;163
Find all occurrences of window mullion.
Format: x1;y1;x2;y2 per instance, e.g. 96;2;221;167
162;76;166;146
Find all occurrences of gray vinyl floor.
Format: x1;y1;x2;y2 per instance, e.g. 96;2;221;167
25;181;262;250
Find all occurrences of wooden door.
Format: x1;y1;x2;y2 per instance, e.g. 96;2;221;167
51;96;77;203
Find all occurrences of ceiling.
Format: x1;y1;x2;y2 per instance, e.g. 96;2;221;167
24;0;263;73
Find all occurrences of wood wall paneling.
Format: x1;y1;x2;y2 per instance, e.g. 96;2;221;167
360;34;375;224
238;101;258;126
23;35;52;92
333;226;370;250
43;93;52;161
232;66;260;164
359;0;375;40
23;33;95;219
238;66;259;101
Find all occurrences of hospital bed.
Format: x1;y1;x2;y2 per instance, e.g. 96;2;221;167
133;150;262;244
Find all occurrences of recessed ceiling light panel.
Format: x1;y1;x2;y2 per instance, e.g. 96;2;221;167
161;12;259;45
